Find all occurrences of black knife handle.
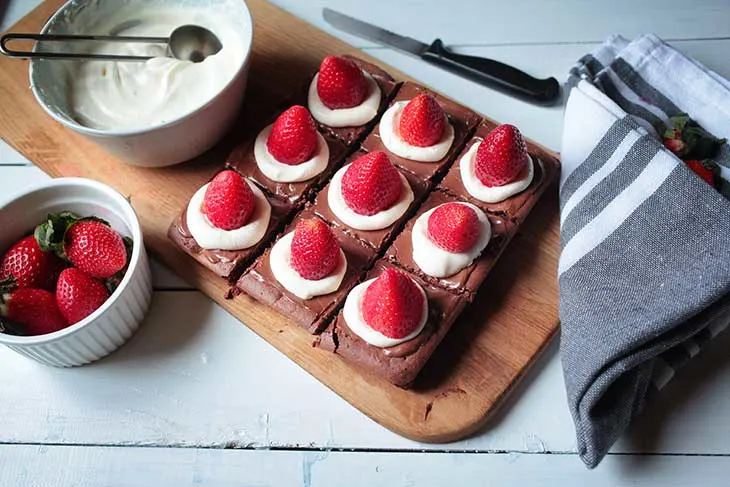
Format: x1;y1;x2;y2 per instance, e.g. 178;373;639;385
421;39;561;105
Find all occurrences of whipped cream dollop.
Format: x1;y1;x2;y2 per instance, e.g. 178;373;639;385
70;8;244;130
459;142;534;203
308;72;381;127
412;203;491;278
343;277;428;348
380;101;455;162
186;180;271;250
269;232;347;300
327;164;414;231
254;125;329;182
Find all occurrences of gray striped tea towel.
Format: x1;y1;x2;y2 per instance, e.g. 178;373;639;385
559;34;730;468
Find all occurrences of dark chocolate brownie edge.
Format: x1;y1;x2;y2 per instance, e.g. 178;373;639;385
167;215;249;283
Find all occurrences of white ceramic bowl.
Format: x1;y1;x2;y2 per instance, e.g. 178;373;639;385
29;0;254;167
0;178;153;367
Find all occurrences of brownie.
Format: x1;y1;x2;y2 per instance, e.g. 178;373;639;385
167;173;293;282
307;55;400;146
361;82;481;183
236;208;376;334
225;131;348;207
311;149;429;253
385;189;515;299
441;120;555;221
319;260;468;387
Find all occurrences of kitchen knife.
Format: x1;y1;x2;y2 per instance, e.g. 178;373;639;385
323;8;561;105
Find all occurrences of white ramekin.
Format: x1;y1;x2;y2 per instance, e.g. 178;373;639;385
0;178;152;367
28;0;254;168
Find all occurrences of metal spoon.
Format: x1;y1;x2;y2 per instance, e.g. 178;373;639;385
0;24;222;63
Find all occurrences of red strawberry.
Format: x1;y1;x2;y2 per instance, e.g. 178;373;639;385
0;283;68;336
341;151;403;216
65;221;127;279
202;170;256;231
266;105;319;165
56;268;110;325
474;124;530;187
663;134;686;157
427;203;481;253
362;268;425;339
35;212;129;279
684;159;719;187
316;56;369;109
0;235;65;290
398;94;446;147
290;218;341;280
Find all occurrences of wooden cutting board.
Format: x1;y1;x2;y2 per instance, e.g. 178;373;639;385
0;0;560;442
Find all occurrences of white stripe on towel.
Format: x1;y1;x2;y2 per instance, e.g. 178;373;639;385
560;130;642;226
558;152;678;276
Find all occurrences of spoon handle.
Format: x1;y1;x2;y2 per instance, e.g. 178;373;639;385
0;32;169;61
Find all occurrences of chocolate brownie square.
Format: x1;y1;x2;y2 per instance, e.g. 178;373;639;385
236;207;376;334
440;120;554;221
311;149;429;253
385;189;515;299
361;81;481;183
168;172;293;282
307;55;400;146
319;260;469;387
225;129;348;207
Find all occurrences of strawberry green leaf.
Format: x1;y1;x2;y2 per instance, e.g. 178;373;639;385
122;236;134;253
105;236;134;295
0;317;27;336
669;114;690;132
666;113;726;160
34;211;111;260
0;276;17;295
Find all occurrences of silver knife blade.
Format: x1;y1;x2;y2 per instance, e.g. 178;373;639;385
323;8;428;57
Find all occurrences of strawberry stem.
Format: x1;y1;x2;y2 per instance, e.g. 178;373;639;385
665;114;726;160
34;211;109;260
105;236;134;294
0;276;17;295
0;316;26;336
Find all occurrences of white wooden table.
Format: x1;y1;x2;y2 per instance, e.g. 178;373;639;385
2;1;730;485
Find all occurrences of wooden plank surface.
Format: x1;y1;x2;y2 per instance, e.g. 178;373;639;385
0;0;561;443
2;444;730;487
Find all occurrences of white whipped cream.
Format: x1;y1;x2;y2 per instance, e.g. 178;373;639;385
186;180;271;250
308;71;381;127
343;277;428;348
269;232;347;300
253;125;329;182
70;8;244;130
379;101;455;162
327;164;414;231
459;142;534;203
412;203;491;278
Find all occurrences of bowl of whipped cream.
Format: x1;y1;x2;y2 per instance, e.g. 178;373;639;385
29;0;253;167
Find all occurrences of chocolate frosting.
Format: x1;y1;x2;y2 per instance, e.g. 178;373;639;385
385;189;516;298
362;81;481;182
325;261;468;386
226;130;348;206
440;120;549;221
167;170;293;281
237;208;376;333
312;149;429;253
309;55;401;146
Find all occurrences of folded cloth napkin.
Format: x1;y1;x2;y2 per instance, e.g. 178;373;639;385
559;34;730;469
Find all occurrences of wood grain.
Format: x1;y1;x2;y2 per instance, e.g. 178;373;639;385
0;0;560;442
